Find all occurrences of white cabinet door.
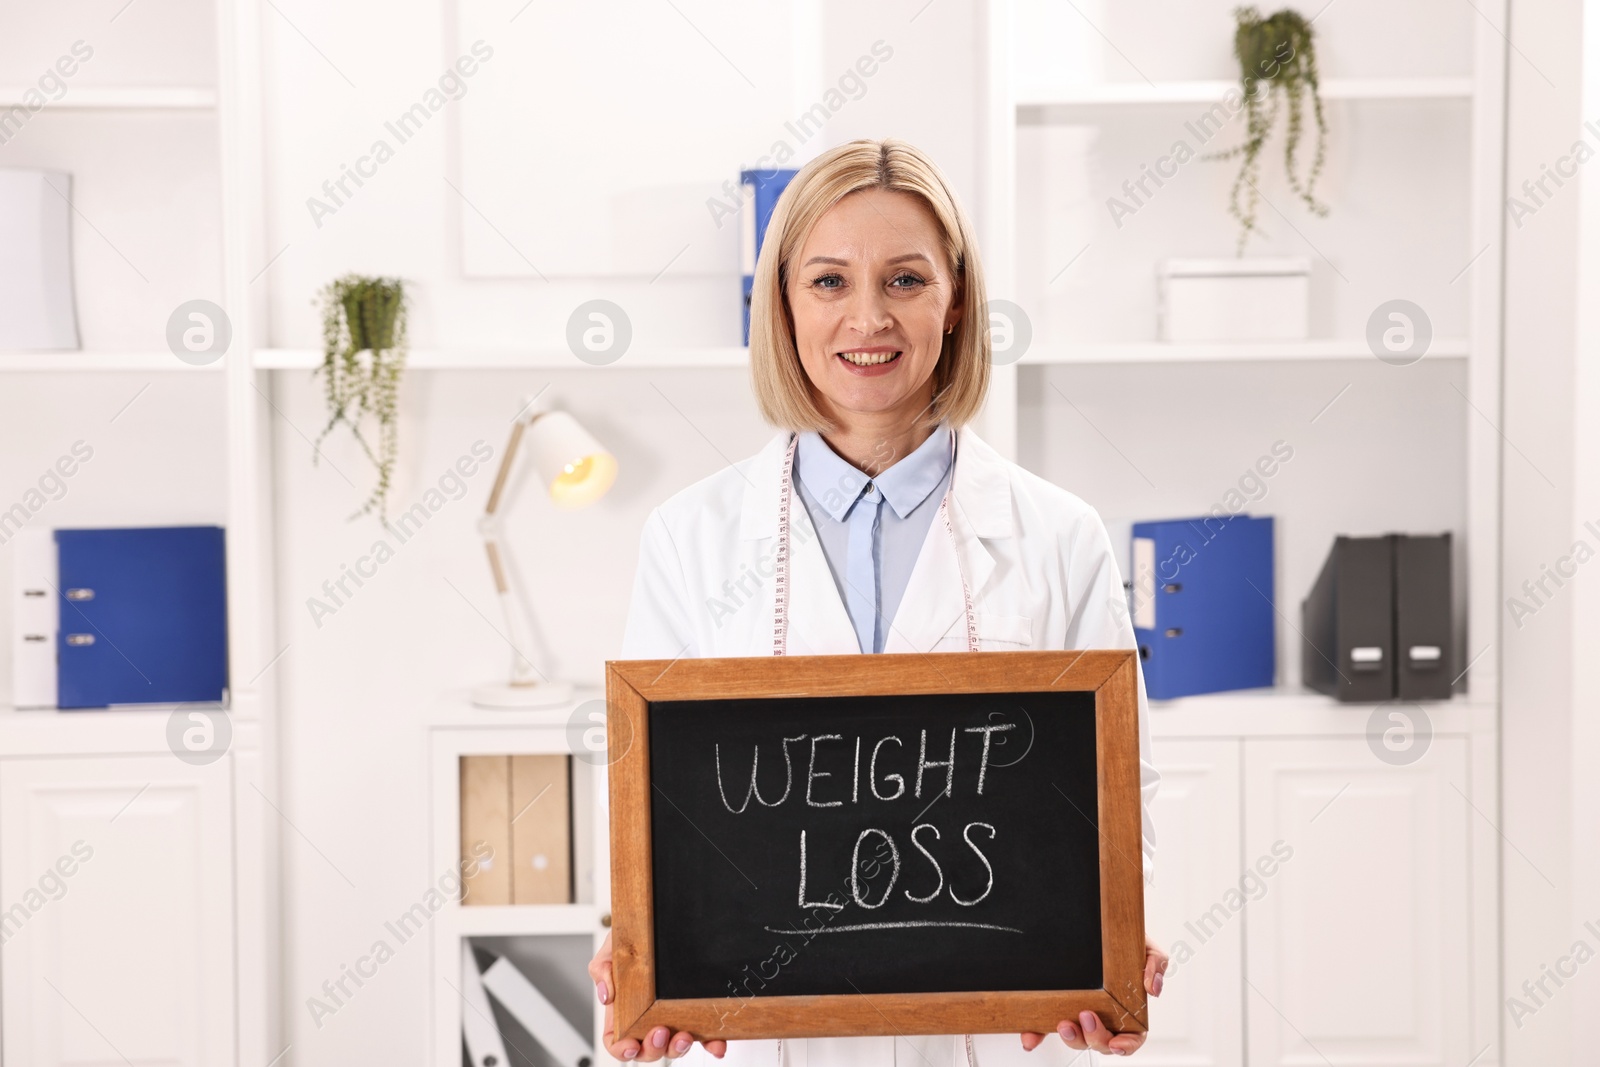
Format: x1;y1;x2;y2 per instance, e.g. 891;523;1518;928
1140;738;1243;1067
1;755;235;1067
1243;736;1470;1067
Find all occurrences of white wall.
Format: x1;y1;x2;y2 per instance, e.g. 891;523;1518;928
259;0;983;354
1573;4;1600;1052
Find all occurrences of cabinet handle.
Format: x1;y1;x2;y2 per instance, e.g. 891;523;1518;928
601;912;612;928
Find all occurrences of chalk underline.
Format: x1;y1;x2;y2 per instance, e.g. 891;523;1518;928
761;920;1024;936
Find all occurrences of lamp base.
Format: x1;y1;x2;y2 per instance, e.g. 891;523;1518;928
470;680;575;709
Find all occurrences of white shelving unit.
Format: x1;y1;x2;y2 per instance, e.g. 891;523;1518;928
0;352;225;372
426;691;608;1067
985;1;1506;1064
0;0;275;1063
0;87;218;109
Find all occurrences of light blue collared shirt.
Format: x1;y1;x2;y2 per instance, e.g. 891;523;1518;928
792;426;955;653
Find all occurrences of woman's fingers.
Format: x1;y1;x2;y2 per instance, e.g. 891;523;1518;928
634;1025;709;1061
1144;935;1169;998
1058;1013;1149;1056
1077;1011;1115;1054
592;951;718;1063
1019;1031;1046;1052
633;1025;672;1062
602;1019;720;1062
588;932;614;1006
602;1003;641;1062
1108;1033;1147;1056
605;1016;701;1062
593;935;647;1059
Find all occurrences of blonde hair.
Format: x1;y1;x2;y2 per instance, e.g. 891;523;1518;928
749;138;991;432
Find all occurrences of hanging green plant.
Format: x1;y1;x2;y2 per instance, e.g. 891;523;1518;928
1209;6;1329;253
314;274;408;520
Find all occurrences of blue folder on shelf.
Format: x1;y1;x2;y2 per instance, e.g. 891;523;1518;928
54;526;228;709
1130;514;1275;700
741;166;798;345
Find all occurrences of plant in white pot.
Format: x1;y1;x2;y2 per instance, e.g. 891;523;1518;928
314;274;407;520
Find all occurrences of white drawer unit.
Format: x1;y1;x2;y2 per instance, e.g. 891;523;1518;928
0;753;236;1067
1139;738;1244;1067
1138;695;1493;1067
1242;737;1472;1067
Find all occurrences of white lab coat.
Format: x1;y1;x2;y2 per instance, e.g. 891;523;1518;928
618;426;1158;1067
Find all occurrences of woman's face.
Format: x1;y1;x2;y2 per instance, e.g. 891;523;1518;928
786;188;961;428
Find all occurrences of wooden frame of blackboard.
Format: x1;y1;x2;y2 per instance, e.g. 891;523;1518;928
604;649;1147;1041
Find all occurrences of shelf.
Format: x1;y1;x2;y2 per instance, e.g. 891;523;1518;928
255;348;750;371
449;903;602;938
0;351;225;372
1021;337;1469;364
0;704;259;756
1017;77;1474;109
0;86;217;110
1148;686;1495;738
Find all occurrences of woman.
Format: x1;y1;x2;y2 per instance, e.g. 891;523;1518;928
589;138;1165;1063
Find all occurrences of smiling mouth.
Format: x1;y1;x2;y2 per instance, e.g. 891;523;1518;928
837;350;902;366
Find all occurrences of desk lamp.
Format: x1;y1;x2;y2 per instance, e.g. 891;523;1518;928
472;398;616;708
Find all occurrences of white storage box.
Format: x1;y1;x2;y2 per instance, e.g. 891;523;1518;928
1158;257;1310;343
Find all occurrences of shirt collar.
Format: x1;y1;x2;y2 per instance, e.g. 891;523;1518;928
794;426;953;522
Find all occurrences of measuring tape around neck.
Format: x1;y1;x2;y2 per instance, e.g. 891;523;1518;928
771;431;979;656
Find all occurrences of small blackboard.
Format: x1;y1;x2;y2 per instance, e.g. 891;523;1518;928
605;651;1145;1041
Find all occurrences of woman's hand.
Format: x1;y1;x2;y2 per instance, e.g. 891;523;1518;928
1018;936;1168;1056
589;932;728;1061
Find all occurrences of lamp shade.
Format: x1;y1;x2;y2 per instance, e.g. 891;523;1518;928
524;410;617;509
